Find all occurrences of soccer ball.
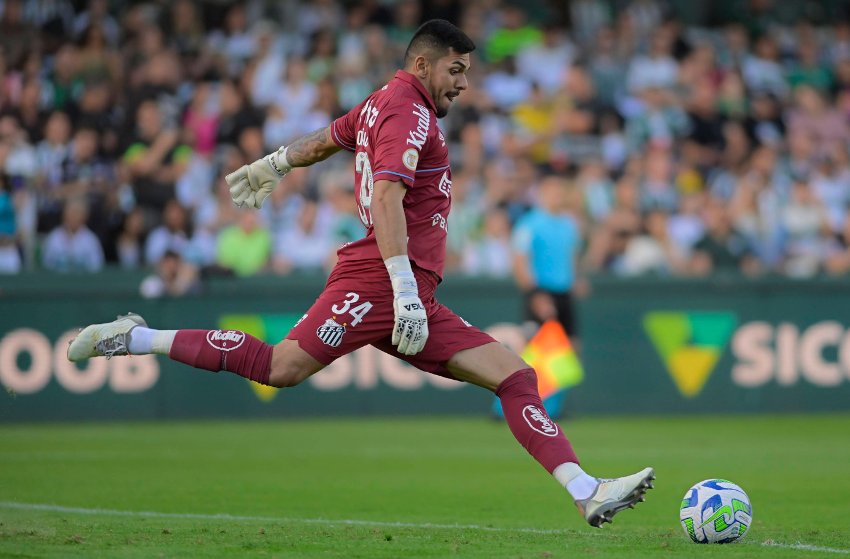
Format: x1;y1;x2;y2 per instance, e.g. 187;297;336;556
679;479;752;544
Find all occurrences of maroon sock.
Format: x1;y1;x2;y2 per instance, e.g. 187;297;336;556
496;368;579;473
168;330;273;385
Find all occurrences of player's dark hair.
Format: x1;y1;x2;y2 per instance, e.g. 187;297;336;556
404;20;476;65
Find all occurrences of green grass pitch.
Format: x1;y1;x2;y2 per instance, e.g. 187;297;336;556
1;413;848;558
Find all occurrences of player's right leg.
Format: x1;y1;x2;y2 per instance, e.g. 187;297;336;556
446;340;655;527
67;259;397;386
67;313;324;387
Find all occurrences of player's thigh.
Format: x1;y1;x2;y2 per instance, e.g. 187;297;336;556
446;342;529;392
282;264;395;386
372;302;522;391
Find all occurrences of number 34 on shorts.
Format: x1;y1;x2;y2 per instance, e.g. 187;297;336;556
331;292;373;327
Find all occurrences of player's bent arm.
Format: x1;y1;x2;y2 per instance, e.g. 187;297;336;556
225;126;341;209
371;179;429;355
285;126;342;167
370;179;409;260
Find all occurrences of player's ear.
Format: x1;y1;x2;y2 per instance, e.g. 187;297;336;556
414;55;430;79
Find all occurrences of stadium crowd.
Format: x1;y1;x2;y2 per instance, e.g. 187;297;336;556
2;0;850;291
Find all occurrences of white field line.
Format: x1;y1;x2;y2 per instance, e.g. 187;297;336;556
3;501;849;554
0;501;568;535
761;541;850;555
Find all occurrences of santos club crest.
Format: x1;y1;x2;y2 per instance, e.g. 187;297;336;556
317;318;346;347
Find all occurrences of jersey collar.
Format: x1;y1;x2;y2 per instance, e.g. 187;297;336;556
393;70;437;114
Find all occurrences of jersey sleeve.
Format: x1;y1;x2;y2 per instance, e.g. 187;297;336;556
370;101;429;188
330;101;361;152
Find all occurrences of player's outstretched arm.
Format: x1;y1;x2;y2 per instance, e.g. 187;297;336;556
371;179;429;356
225;126;341;209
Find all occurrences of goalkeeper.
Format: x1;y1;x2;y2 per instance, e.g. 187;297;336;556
69;20;654;528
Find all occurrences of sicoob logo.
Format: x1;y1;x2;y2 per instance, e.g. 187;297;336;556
522;405;559;436
206;330;246;351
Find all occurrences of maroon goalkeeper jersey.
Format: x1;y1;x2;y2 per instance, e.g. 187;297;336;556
330;70;452;279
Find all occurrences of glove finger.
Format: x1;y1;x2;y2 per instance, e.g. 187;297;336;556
254;187;271;209
225;166;248;187
246;191;258;209
404;323;418;355
411;324;426;355
392;324;400;346
232;186;251;207
397;322;411;354
416;322;429;354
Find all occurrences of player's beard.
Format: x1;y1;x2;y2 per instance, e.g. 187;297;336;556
436;103;449;118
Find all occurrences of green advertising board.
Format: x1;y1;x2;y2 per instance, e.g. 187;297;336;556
0;271;521;422
2;272;850;421
576;277;850;415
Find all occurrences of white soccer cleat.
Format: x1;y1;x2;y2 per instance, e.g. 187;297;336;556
575;467;655;528
67;313;147;362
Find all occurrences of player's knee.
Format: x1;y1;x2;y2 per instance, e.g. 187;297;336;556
268;362;309;388
267;340;324;388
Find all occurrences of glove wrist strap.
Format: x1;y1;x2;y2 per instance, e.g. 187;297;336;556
385;255;417;296
266;146;292;176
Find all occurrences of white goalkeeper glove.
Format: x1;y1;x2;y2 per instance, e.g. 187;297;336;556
225;146;291;209
386;255;429;355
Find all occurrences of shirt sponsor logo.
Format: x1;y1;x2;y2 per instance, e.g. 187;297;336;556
317;318;346;348
438;171;452;198
431;212;447;231
403;148;419;171
206;330;246;352
407;103;430;149
522;404;559;436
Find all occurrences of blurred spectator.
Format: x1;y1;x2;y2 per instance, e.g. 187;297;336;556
115;207;146;270
273;198;335;274
824;209;850;275
639;149;679;213
690;198;759;276
73;0;119;46
217;210;271;277
207;3;255;78
263;56;318;148
41;197;104;272
140;249;201;298
122;100;191;215
787;40;832;93
512;176;584;339
145;199;190;265
463;207;512;278
516;24;575;95
0;174;19;273
620;209;688;276
626;29;678;94
787;86;850;158
584;176;642;274
625;86;689;153
249;21;286;108
485;5;542;63
782;179;831;277
742;34;788;99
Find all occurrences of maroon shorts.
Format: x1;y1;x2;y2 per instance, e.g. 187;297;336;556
286;258;496;378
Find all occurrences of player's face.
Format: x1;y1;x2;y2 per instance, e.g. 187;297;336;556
427;49;470;118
